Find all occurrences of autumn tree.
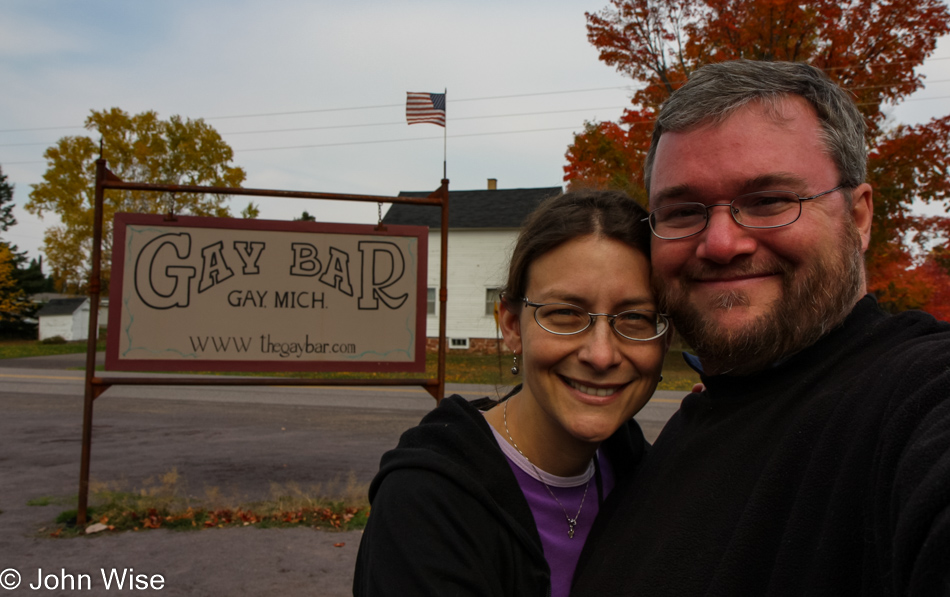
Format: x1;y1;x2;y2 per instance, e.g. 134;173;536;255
26;108;255;294
0;243;27;323
566;0;950;319
0;166;32;326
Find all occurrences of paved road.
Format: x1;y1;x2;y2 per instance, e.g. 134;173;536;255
0;355;683;596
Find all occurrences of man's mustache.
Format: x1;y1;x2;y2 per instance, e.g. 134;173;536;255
680;257;792;283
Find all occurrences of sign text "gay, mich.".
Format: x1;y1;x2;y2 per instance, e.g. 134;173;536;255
106;214;428;373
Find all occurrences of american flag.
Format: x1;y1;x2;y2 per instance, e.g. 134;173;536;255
406;92;446;127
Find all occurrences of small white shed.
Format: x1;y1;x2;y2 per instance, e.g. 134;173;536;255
36;298;92;342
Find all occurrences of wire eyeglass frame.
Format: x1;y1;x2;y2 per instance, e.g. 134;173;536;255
643;185;844;240
522;298;670;342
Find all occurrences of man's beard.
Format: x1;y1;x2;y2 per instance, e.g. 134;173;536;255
656;223;865;376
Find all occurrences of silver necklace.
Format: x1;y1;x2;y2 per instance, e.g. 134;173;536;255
503;399;591;539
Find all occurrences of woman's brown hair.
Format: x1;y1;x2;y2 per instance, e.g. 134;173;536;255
502;189;651;311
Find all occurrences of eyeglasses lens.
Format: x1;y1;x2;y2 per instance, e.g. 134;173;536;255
535;304;588;334
651;191;804;239
651;204;707;238
534;304;666;340
613;311;666;340
734;191;801;227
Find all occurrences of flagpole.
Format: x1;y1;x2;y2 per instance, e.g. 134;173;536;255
443;88;447;180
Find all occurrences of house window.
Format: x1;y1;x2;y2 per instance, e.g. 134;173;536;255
450;338;470;350
485;287;503;316
427;287;436;315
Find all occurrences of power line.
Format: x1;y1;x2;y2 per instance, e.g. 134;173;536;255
203;86;632;120
0;86;633;134
236;126;602;153
0;142;53;147
2;59;948;141
0;104;635;147
895;93;950;103
220;106;630;136
4;92;950;155
0;125;84;134
3;58;949;134
451;87;634;103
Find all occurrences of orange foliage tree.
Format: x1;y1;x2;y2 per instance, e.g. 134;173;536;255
565;0;950;319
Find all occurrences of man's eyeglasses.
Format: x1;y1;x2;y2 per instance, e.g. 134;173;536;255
644;186;844;240
523;298;670;341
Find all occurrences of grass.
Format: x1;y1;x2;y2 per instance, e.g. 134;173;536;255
0;338;106;359
27;496;72;507
44;468;370;538
0;339;700;391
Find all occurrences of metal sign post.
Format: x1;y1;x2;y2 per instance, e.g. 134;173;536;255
76;159;449;525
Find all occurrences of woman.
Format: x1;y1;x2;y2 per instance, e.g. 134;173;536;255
353;189;671;597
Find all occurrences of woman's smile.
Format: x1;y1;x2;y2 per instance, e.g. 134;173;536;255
561;375;628;398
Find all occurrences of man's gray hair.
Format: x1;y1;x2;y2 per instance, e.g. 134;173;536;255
643;60;867;196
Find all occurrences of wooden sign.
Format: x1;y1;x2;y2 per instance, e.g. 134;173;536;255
106;213;427;372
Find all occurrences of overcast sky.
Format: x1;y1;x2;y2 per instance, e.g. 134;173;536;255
2;1;949;263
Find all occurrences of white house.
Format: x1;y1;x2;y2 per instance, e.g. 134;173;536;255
385;182;562;353
36;297;93;342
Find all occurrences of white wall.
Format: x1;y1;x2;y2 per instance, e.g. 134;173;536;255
72;301;91;340
98;301;109;329
426;228;517;341
38;300;91;341
39;315;75;341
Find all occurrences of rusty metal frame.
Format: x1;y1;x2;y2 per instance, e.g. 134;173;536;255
77;158;450;525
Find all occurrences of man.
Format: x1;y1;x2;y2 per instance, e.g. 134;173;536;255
571;60;950;596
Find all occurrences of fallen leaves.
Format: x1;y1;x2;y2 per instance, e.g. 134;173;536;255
50;504;369;537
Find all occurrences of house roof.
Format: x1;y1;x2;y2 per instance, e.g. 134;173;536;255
36;298;88;317
29;292;74;303
383;186;562;229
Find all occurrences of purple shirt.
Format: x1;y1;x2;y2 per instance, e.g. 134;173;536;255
489;425;616;597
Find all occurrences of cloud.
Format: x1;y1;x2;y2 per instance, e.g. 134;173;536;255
0;14;87;57
1;0;946;264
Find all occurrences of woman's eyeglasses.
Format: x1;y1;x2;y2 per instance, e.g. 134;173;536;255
523;299;669;341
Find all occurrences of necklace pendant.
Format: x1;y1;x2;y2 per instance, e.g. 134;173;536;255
568;519;576;539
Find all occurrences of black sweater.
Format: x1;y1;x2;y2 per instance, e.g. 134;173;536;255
572;296;950;596
354;395;647;597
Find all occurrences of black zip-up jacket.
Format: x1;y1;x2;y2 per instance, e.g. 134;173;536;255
354;394;647;597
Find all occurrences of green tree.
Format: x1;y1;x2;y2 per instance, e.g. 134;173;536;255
26;108;253;294
15;257;55;295
0;165;31;324
0;164;52;338
0;166;27;263
0;166;15;236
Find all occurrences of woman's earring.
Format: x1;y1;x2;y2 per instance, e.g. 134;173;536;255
659;375;664;382
510;354;520;375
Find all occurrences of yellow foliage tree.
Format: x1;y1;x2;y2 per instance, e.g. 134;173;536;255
0;244;27;321
27;108;254;294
